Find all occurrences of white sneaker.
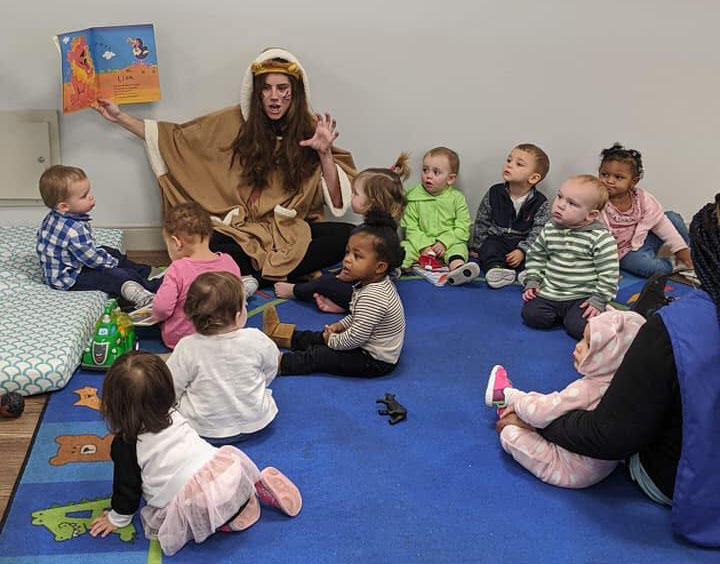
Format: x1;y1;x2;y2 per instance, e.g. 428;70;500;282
485;267;516;289
242;275;259;298
447;262;480;286
677;269;700;287
120;281;155;308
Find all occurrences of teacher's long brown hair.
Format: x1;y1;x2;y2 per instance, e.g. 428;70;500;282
231;65;319;194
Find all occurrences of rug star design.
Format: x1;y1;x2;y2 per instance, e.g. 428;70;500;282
73;386;102;410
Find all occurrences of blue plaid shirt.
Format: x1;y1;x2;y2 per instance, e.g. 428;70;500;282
36;210;119;290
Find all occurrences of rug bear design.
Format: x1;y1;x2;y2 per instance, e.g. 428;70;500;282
49;434;113;466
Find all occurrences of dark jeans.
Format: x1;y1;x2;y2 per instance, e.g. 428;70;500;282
478;235;525;272
210;221;354;284
293;272;353;310
521;295;587;340
70;247;161;297
279;330;396;377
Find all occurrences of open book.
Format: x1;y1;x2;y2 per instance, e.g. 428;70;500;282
128;306;159;327
54;23;160;113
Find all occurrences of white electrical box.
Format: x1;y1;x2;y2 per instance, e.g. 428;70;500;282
0;110;60;205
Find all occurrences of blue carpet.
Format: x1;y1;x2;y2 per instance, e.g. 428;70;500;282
0;278;715;563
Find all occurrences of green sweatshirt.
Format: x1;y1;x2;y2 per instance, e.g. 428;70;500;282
400;184;471;267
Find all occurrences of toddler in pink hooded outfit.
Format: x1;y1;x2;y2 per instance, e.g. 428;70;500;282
485;309;646;488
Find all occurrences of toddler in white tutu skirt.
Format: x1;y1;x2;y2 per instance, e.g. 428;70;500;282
89;351;302;556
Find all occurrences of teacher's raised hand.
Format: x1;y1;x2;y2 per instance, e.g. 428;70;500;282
299;112;339;154
93;98;122;122
93;98;145;139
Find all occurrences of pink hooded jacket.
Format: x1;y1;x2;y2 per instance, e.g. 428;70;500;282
509;310;647;429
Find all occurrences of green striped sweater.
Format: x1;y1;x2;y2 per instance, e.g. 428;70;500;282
523;220;619;309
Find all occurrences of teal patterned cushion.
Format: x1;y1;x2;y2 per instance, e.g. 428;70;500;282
0;226;125;395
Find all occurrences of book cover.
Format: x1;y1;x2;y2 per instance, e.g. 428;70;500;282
55;23;160;113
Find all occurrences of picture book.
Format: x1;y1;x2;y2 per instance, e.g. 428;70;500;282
54;23;160;113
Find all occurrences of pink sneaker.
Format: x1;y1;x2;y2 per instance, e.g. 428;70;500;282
485;365;513;407
218;494;260;532
255;467;303;517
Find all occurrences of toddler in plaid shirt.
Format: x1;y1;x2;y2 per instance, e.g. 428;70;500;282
36;165;160;307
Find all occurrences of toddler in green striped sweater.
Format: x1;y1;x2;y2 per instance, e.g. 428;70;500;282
521;175;619;339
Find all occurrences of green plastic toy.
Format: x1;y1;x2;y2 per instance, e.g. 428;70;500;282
81;299;137;371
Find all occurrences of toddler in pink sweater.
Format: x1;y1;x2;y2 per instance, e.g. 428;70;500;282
485;309;646;488
597;143;692;279
152;202;244;348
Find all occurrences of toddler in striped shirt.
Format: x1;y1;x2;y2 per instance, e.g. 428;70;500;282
521;175;619;339
268;210;406;378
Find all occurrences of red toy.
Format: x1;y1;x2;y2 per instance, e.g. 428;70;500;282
418;253;444;271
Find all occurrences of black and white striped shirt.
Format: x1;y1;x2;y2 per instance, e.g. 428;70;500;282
328;277;405;364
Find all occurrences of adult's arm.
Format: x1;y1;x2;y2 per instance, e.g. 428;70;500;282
318;149;341;208
539;314;677;460
94;99;145;140
300;113;345;209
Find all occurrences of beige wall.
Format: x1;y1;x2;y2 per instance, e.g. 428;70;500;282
1;0;718;247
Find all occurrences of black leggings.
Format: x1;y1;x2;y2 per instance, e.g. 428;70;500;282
521;296;587;340
292;273;354;310
280;330;396;377
477;235;525;272
210;222;354;284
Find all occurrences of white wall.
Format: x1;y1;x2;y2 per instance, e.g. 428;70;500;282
2;0;719;247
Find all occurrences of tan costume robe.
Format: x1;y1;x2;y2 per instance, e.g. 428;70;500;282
143;105;356;279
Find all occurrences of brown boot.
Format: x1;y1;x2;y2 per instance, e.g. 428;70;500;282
262;305;295;349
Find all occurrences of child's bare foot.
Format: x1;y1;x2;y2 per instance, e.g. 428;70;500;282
274;282;295;299
313;293;345;313
448;258;465;271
